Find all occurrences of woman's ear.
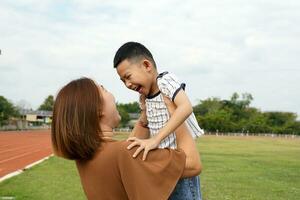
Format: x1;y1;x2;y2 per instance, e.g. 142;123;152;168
98;110;104;118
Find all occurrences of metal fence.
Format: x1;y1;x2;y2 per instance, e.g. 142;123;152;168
1;126;299;139
205;132;300;138
0;125;50;131
113;128;300;138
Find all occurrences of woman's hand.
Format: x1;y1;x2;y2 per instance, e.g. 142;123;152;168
127;137;160;161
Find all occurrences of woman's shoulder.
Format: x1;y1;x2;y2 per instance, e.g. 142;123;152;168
76;140;131;167
97;139;132;158
103;139;130;150
96;139;186;166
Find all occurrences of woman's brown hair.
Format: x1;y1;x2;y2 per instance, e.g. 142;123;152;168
51;78;104;160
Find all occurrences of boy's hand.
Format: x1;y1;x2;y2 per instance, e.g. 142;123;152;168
127;137;160;161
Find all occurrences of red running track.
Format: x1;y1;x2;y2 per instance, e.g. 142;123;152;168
0;130;53;178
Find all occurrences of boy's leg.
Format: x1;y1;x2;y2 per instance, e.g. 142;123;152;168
169;176;202;200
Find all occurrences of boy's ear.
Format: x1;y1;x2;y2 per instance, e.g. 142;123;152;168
142;59;154;72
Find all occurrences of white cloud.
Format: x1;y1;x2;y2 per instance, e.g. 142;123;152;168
0;0;299;117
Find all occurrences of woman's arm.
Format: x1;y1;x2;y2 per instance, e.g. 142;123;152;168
163;95;202;178
127;95;202;177
176;122;202;177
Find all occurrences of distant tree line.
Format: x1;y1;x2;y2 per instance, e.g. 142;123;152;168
1;93;299;135
116;93;300;135
194;93;300;135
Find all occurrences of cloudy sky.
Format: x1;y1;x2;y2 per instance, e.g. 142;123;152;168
0;0;299;117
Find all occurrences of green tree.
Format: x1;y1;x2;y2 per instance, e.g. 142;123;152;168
197;110;236;132
193;97;223;116
264;112;297;127
229;92;253;108
117;105;130;127
282;121;300;135
223;92;254;121
194;92;300;135
243;114;271;133
0;96;19;126
115;102;141;127
117;102;140;113
38;95;54;111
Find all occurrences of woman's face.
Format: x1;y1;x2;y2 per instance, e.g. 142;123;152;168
98;85;121;129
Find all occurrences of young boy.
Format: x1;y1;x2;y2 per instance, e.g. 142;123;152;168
114;42;204;199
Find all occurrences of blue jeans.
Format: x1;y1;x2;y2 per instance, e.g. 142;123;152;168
169;176;202;200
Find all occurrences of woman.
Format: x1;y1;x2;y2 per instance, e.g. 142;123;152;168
51;77;201;200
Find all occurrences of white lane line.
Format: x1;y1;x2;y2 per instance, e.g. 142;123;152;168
0;147;51;164
0;154;54;182
0;144;45;154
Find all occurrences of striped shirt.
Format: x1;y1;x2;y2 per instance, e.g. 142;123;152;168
142;71;204;149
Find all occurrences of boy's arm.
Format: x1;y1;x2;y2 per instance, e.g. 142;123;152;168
153;89;192;143
127;89;193;160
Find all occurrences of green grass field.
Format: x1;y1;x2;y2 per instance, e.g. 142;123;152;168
1;134;299;200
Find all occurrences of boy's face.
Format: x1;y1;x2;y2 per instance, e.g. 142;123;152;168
116;59;155;96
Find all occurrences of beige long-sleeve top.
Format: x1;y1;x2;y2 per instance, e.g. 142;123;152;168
76;139;186;200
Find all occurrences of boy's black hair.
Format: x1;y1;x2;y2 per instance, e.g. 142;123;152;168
113;42;156;68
